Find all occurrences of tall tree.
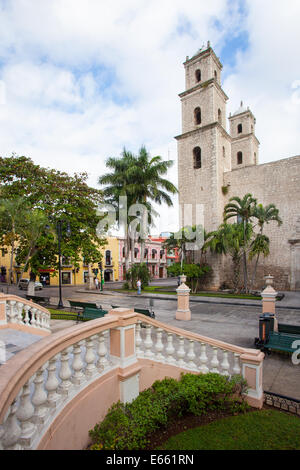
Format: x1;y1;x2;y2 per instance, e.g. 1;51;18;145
0;197;28;284
129;146;178;259
223;194;257;293
0;155;106;280
98;147;178;274
204;223;252;292
249;203;282;288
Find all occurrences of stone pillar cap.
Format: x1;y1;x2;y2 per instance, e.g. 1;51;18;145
176;283;190;292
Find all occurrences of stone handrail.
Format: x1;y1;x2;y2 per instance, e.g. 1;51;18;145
0;307;264;450
0;294;51;334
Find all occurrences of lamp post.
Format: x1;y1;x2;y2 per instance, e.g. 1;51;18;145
56;219;71;309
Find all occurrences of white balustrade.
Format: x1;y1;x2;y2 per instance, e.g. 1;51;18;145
155;328;164;362
58;347;73;397
24;305;30;325
2;398;22;450
85;336;98;379
0;309;250;451
233;353;241;375
144;325;154;358
4;299;50;332
221;350;230;376
45;357;60;410
16;379;36;448
166;332;176;364
97;331;109;371
210;347;220;373
72;340;85;385
177;336;186;368
187;340;196;370
135;321;143;357
199;342;209;374
32;364;48;426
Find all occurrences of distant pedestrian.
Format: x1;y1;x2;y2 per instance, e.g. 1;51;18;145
177;276;181;286
94;277;99;290
137;279;141;295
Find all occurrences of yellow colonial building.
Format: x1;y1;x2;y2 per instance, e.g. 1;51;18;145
0;237;120;287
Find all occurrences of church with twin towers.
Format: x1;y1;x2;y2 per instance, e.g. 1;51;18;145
175;42;300;291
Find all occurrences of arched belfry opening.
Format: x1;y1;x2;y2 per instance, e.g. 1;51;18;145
193;147;201;169
194;107;201;125
195;69;201;82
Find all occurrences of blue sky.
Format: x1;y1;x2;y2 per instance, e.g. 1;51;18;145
0;0;299;233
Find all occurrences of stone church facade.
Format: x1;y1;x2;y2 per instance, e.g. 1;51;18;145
175;42;300;291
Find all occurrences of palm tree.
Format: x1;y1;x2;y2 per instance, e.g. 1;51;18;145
98;149;137;273
128;146;178;260
249;203;282;288
223;194;257;292
204;223;252;292
99;147;178;276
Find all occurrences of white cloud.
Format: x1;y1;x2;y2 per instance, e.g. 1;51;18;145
0;0;299;233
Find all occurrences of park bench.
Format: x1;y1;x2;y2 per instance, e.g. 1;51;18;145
264;331;300;354
26;294;50;306
77;307;108;322
278;323;300;335
111;305;155;319
68;300;102;311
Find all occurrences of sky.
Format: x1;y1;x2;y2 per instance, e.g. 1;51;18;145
0;0;300;235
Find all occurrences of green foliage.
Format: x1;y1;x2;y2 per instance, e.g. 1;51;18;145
126;262;151;289
0;155;106;277
167;262;211;292
89;373;250;451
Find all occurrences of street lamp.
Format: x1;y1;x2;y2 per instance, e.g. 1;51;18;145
56;219;71;309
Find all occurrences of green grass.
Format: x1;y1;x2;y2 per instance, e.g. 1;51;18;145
158;409;300;450
116;286;262;300
49;308;79;321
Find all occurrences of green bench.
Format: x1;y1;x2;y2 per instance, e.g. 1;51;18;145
77;307;108;322
111;305;155;319
264;331;300;354
278;323;300;335
26;294;50;305
68;300;102;311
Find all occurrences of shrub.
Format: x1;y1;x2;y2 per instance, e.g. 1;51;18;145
89;373;249;450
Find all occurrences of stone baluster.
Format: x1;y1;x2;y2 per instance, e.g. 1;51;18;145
187;340;196;369
166;332;176;364
135;321;143;357
233;353;241;375
221;350;230;376
155;328;164;361
199;342;209;374
177;336;186;368
36;309;41;328
1;397;22;450
30;308;37;328
16;302;24;324
211;346;220;373
72;340;85;385
45;357;60;410
32;364;48;427
85;336;98;379
58;347;73;397
8;300;17;323
144;325;153;358
23;305;31;325
97;331;109;371
16;379;36;449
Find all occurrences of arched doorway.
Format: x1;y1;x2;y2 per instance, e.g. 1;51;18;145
104;269;114;282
